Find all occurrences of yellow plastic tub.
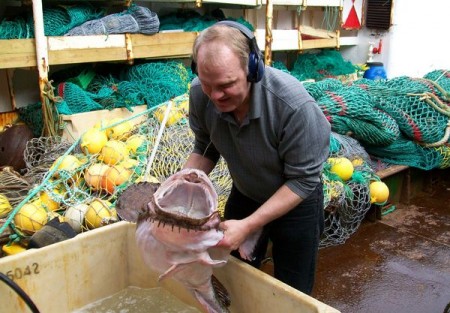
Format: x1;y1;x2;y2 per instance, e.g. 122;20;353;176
0;222;339;313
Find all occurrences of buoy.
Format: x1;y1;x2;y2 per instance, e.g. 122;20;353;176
80;127;108;155
369;181;390;204
328;157;354;181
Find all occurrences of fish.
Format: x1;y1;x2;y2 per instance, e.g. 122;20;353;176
134;168;260;313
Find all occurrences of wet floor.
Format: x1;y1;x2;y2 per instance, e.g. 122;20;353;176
312;169;450;313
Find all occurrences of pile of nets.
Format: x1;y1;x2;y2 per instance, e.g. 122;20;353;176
159;9;253;32
290;49;357;81
54;60;191;115
349;73;450;169
65;5;159;36
298;70;450;170
0;5;250;39
0;4;159;39
0;94;232;251
0;3;102;39
18;60;193;136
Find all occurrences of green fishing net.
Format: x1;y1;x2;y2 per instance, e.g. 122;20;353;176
41;4;103;36
364;134;446;171
158;10;253;32
0;4;102;38
304;80;401;146
321;132;379;247
53;60;191;115
290;49;357;81
352;76;450;146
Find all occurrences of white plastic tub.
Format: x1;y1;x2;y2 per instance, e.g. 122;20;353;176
0;221;339;313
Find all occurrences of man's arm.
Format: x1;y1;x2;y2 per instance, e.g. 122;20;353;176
183;152;216;175
218;184;303;251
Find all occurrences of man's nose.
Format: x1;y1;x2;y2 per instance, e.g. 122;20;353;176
210;87;224;100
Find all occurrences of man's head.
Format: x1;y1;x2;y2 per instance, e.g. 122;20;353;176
192;21;264;83
191;22;264;116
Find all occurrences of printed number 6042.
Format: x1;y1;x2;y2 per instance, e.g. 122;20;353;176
2;263;40;281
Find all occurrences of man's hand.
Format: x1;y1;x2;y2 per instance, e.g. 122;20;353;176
217;219;251;252
216;219;262;261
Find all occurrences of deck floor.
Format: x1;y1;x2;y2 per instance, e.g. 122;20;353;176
311;170;450;313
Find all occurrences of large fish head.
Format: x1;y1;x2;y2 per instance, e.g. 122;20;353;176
146;168;221;231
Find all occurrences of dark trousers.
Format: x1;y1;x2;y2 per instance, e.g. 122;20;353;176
224;183;324;295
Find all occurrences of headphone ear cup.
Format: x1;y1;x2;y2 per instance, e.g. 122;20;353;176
247;52;264;83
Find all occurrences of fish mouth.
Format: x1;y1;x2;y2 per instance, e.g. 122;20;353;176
147;169;220;230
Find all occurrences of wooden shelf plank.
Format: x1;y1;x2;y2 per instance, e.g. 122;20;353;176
301;37;339;50
376;165;409;180
0;32;199;68
255;29;340;51
0;39;36;68
299;25;337;39
132;32;197;59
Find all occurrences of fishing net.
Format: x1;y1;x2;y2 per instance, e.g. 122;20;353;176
0;94;232;241
290;49;357;81
321;133;378;248
0;16;33;39
424;70;450;101
23;137;74;186
299;69;450;169
18;103;45;137
0;167;32;207
41;4;104;36
159;9;253;32
65;5;159;36
53;60;191;116
1;4;159;39
304;80;401;146
352;76;450;146
364;135;444;171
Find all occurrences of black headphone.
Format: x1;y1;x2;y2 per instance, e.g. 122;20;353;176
191;20;265;83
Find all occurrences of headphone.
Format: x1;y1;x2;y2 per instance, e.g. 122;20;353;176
191;20;265;83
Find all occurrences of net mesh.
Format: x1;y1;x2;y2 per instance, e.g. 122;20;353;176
305;81;401;146
14;60;193;136
2;95;233;238
290;49;357;81
0;6;251;39
321;133;377;247
65;5;159;36
3;95;380;249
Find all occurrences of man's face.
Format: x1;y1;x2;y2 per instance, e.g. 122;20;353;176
196;44;250;114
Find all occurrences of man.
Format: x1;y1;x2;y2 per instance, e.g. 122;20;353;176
183;21;330;295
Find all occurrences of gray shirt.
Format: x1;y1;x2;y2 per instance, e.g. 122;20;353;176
189;66;330;203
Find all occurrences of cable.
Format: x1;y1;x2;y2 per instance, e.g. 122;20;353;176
0;272;40;313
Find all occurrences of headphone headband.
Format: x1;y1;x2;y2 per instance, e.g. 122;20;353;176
216;20;256;41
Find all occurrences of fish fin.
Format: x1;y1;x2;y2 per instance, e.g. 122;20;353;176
238;228;263;261
193;280;230;313
199;252;228;267
212;275;231;308
158;263;191;281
